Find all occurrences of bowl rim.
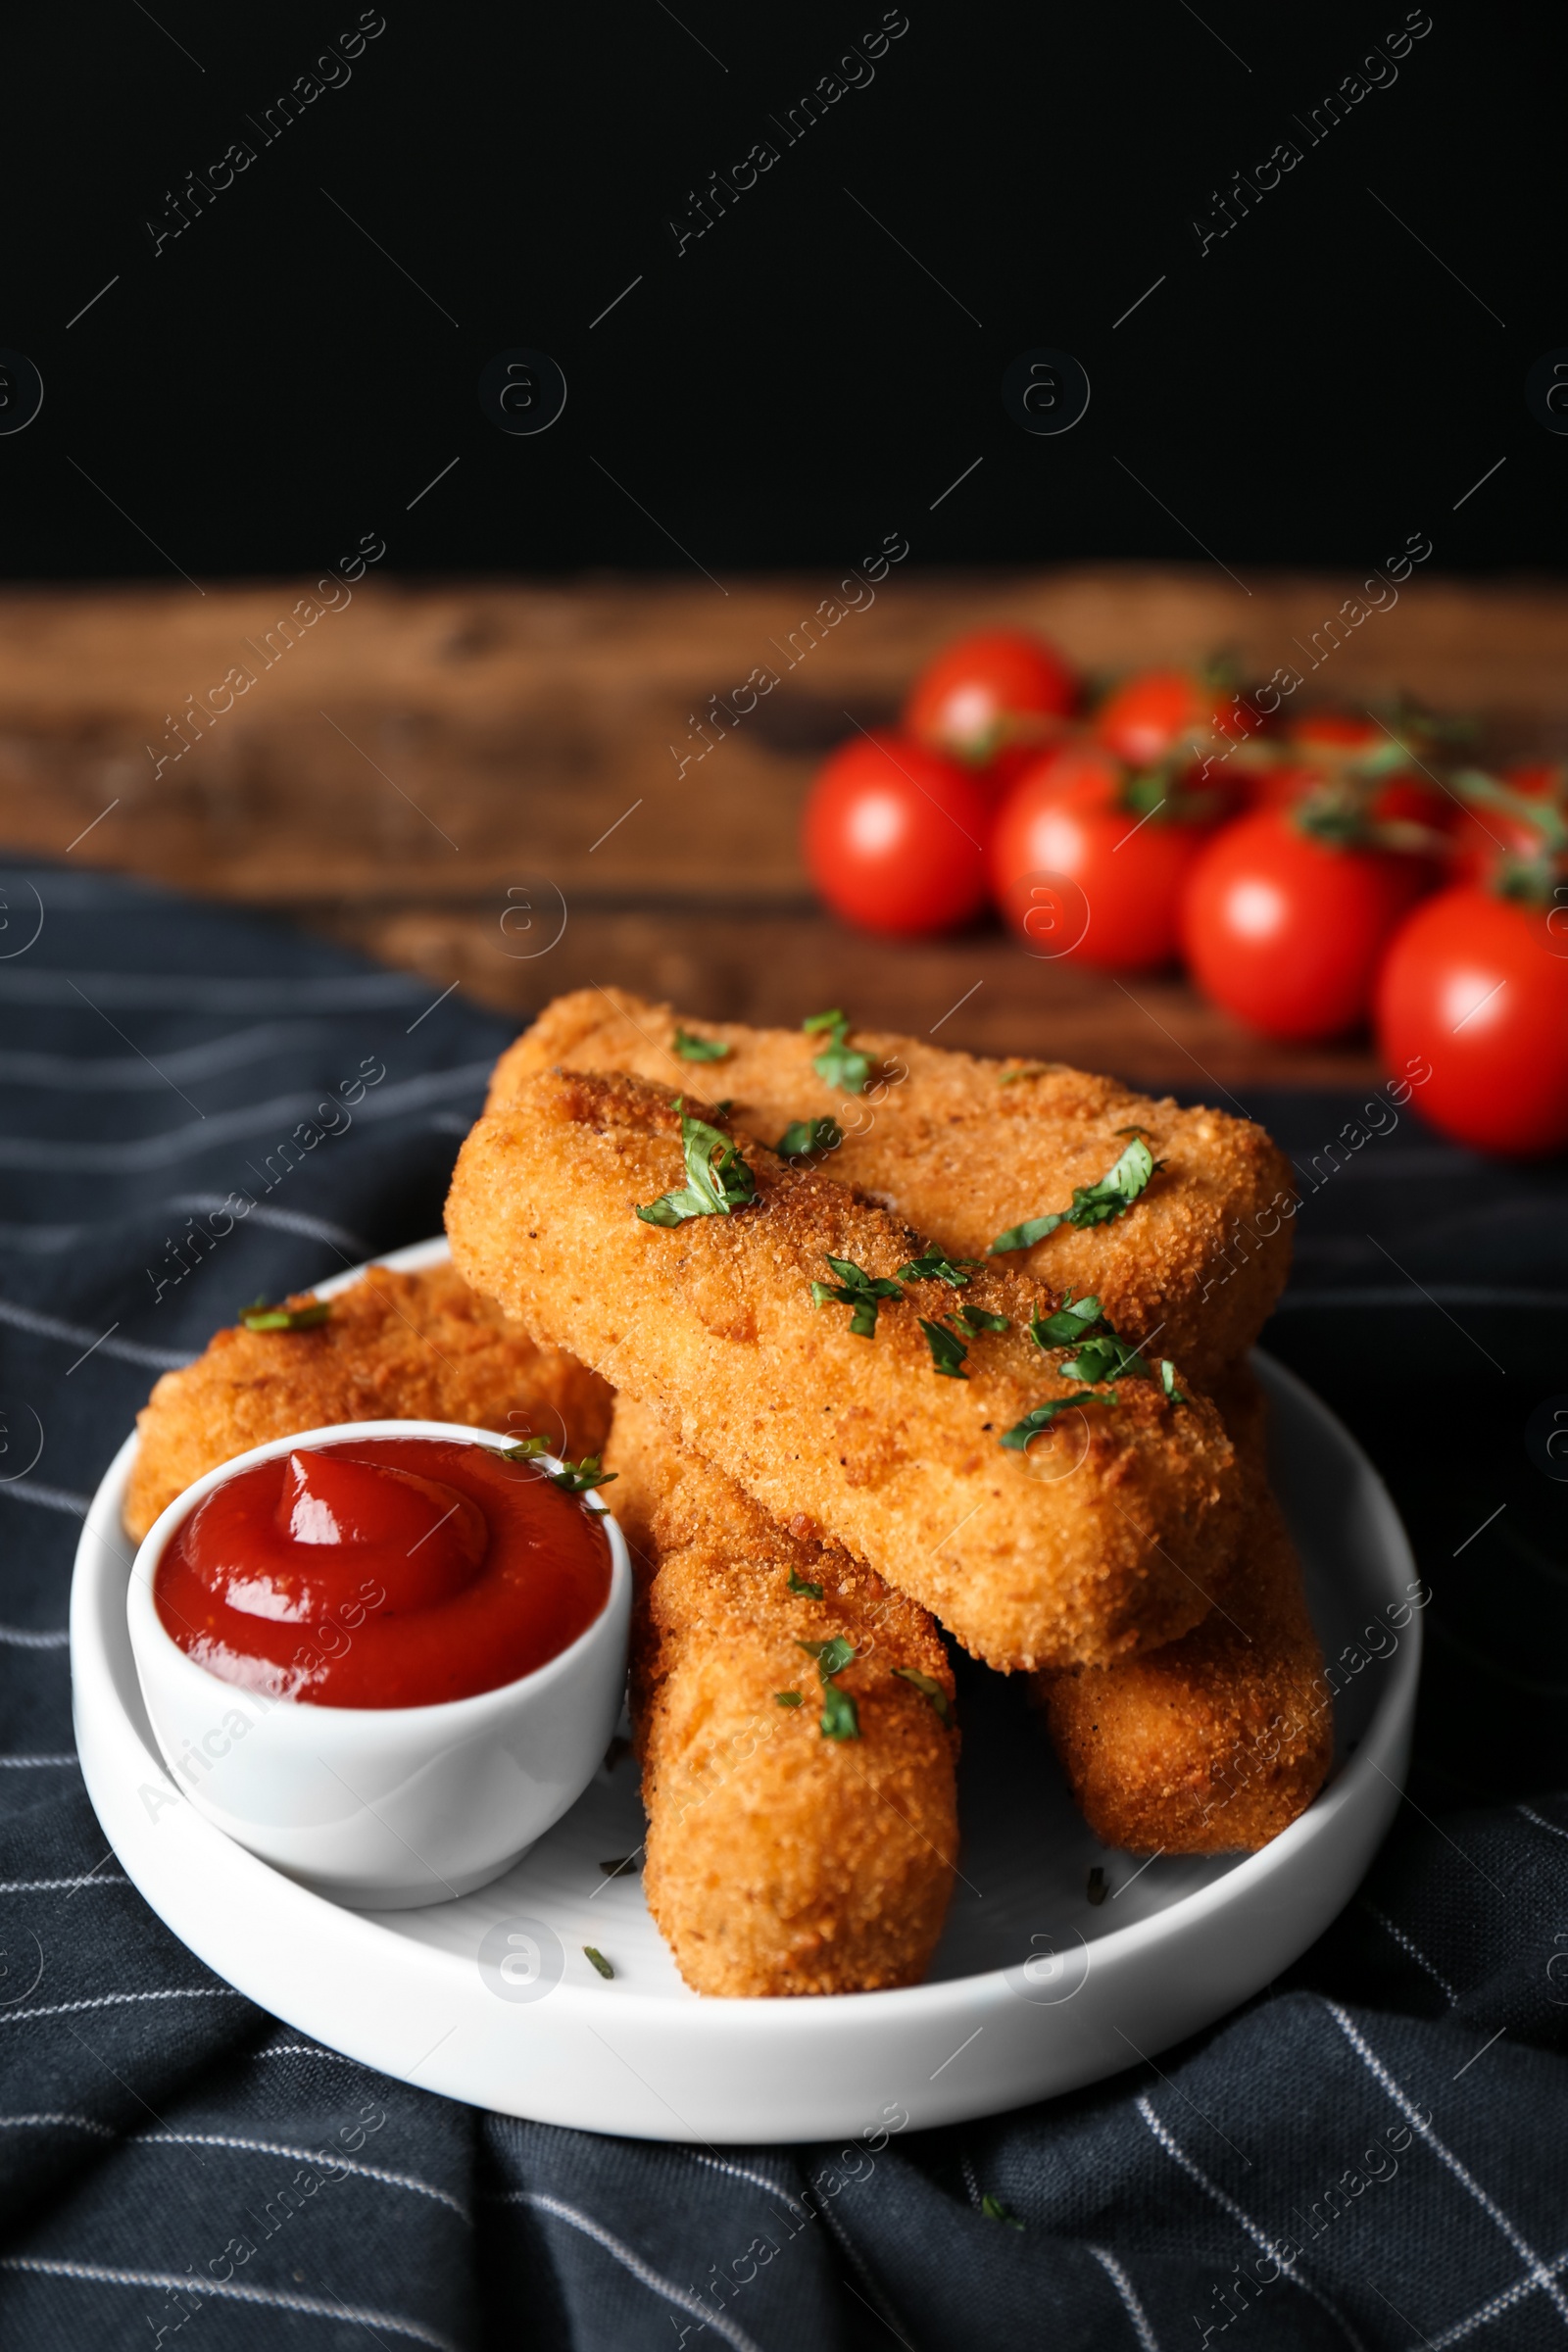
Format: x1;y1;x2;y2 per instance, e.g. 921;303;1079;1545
124;1417;631;1731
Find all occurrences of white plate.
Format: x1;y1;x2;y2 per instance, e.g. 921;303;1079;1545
73;1239;1419;2145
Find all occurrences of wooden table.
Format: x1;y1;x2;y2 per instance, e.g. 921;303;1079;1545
4;565;1564;1088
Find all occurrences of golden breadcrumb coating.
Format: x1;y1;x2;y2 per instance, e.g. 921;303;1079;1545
123;1263;613;1543
445;1068;1241;1672
1032;1363;1332;1852
606;1395;958;1996
485;989;1294;1383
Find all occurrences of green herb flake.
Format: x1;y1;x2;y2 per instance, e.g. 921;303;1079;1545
775;1115;844;1158
239;1298;331;1332
671;1025;731;1062
896;1250;979;1289
998;1065;1054;1087
1115;1125;1152;1140
1061;1135;1160;1229
1059;1332;1152;1385
955;1305;1010;1338
919;1318;970;1380
499;1435;551;1461
582;1945;614;1980
774;1690;805;1708
797;1636;860;1740
810;1253;905;1339
981;2194;1025;2230
549;1454;618;1494
1029;1292;1104;1347
1159;1359;1191;1406
1000;1391;1114;1450
636;1103;759;1226
987;1210;1066;1254
893;1665;953;1727
988;1137;1161;1255
787;1568;824;1600
803;1007;872;1096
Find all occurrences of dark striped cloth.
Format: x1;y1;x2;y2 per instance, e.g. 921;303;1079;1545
0;862;1564;2351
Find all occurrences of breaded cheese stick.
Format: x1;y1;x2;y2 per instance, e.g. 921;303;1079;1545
124;1263;613;1543
1032;1363;1332;1852
445;1068;1242;1671
484;989;1294;1382
606;1395;958;1995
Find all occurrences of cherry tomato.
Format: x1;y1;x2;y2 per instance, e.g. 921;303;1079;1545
904;629;1077;780
803;732;990;937
1179;808;1428;1041
1095;667;1240;767
991;742;1215;971
1375;886;1568;1155
1288;710;1380;755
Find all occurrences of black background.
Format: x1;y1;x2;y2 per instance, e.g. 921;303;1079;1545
4;0;1560;580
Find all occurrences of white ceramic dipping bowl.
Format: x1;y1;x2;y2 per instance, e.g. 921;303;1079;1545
125;1419;631;1909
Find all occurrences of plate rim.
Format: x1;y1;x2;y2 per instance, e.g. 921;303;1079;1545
71;1238;1421;2115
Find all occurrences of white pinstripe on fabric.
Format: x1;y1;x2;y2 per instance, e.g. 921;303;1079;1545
0;1484;90;1518
1324;2001;1568;2326
131;2132;469;2219
0;1752;78;1768
1362;1903;1461;2008
0;1022;341;1089
0;2114;114;2137
0;2255;459;2349
1518;1803;1568;1845
505;2189;767;2352
0;1298;189;1369
0;1989;243;2025
1136;2094;1367;2351
249;2043;367;2069
1089;2242;1162;2351
0;1626;70;1649
1419;2244;1568;2350
676;2146;809;2216
0;1062;494;1173
0;1875;127;1892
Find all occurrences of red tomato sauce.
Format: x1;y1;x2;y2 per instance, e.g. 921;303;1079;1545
155;1438;612;1708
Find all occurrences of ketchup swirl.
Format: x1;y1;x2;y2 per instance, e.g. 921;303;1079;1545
155;1438;612;1707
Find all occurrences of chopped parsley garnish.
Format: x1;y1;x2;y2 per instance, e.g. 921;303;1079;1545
954;1305;1010;1338
804;1007;872;1095
549;1453;617;1494
896;1250;979;1288
787;1568;824;1599
1000;1392;1113;1450
893;1666;953;1727
636;1103;758;1226
998;1065;1054;1087
810;1253;905;1338
919;1318;970;1380
671;1025;730;1062
775;1115;844;1158
774;1690;805;1708
499;1438;617;1494
582;1945;614;1980
1160;1359;1190;1405
1029;1292;1105;1347
988;1137;1161;1254
982;2194;1025;2230
987;1209;1067;1253
239;1298;330;1332
1059;1332;1152;1385
797;1636;860;1740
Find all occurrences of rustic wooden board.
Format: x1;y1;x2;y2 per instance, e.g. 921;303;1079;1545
2;565;1559;1084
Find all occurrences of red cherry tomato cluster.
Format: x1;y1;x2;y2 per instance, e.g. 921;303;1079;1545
801;627;1568;1157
